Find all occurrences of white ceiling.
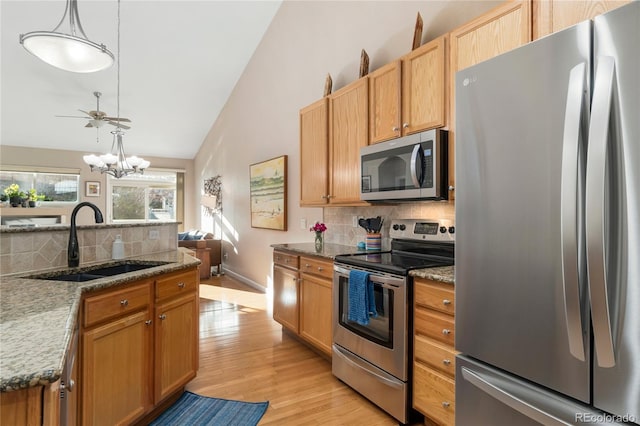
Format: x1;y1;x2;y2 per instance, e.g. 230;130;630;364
1;0;281;160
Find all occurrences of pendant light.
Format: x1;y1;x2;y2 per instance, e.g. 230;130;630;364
83;0;149;178
20;0;114;73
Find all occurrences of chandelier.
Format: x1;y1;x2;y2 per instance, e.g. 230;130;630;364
20;0;114;73
83;0;149;178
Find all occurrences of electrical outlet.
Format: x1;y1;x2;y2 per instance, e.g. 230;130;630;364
300;218;307;230
149;230;159;240
352;215;358;227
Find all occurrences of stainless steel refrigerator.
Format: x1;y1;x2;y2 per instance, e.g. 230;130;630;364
455;2;639;425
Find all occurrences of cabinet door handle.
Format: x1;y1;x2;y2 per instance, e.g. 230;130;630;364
321;195;329;199
443;299;451;306
177;282;185;288
442;329;451;335
392;126;399;132
443;359;451;365
442;402;451;408
120;299;128;307
145;320;153;326
402;122;409;129
159;314;167;320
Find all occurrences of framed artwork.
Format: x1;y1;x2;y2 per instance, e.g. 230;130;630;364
86;181;100;197
362;175;371;192
250;155;287;231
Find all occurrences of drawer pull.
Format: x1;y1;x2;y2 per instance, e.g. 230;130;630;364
177;282;185;288
317;267;324;272
159;314;167;320
443;359;451;366
442;329;451;335
305;263;311;268
442;402;451;408
285;258;290;263
443;299;452;306
275;256;281;261
120;299;129;307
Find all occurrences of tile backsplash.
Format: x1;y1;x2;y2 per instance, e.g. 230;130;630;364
323;201;454;249
0;223;178;275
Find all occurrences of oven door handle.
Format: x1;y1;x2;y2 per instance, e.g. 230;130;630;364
334;266;404;288
333;344;403;389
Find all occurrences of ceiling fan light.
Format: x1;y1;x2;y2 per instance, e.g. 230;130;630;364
89;118;104;128
20;32;114;73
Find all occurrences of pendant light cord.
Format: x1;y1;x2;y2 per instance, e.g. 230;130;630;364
116;0;121;128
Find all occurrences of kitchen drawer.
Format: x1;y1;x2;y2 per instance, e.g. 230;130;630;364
415;307;455;347
156;269;198;301
273;251;299;270
83;281;152;328
413;362;455;425
299;256;333;280
415;278;454;315
415;334;457;378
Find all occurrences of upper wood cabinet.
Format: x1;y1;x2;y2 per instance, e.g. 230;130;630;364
329;77;369;205
533;0;631;39
369;35;448;144
448;0;532;199
299;98;329;206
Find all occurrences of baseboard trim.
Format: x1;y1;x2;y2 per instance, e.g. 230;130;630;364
222;268;267;293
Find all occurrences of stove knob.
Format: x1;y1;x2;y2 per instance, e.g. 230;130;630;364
448;226;455;234
440;226;447;234
392;224;399;231
399;224;406;231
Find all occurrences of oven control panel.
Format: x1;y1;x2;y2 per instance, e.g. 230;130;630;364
389;219;455;242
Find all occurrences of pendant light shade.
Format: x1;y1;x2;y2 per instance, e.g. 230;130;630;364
19;0;113;73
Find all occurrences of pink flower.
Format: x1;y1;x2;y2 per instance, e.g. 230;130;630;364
310;222;327;233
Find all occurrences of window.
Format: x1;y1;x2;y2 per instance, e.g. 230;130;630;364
108;170;182;223
0;170;80;203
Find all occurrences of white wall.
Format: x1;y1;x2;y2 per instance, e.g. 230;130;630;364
194;1;502;289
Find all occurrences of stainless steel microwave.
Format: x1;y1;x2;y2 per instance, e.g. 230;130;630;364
360;129;448;201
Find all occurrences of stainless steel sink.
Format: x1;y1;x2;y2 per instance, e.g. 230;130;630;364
27;261;171;282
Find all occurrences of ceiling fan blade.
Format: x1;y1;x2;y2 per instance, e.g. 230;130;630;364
103;116;132;123
55;115;89;119
107;120;131;130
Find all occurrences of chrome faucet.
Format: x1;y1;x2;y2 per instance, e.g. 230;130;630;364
68;202;104;267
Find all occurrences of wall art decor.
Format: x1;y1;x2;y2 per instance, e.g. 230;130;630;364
86;181;100;197
202;175;222;215
250;155;287;231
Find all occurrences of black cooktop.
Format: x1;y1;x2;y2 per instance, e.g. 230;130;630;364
335;239;454;276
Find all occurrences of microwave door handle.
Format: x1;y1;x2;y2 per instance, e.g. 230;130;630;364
586;56;616;368
560;62;587;362
410;144;425;188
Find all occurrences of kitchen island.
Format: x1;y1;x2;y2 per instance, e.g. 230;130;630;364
0;248;200;425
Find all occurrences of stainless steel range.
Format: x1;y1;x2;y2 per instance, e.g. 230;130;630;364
332;218;454;424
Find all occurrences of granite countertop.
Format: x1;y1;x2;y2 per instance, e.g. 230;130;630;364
271;242;366;260
410;265;454;284
0;249;199;393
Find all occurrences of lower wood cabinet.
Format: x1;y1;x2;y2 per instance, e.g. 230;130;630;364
413;277;457;426
79;267;199;426
299;255;333;356
273;250;333;356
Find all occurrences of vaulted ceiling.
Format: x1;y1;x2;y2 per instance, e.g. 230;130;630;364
1;1;281;159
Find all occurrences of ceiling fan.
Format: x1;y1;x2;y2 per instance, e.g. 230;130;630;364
56;91;132;130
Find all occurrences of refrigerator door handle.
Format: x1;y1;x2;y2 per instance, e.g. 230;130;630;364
560;62;587;362
585;55;616;368
461;367;573;426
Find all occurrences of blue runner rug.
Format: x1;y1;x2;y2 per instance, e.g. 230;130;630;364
151;391;269;426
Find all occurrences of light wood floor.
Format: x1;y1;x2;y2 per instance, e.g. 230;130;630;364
186;275;402;425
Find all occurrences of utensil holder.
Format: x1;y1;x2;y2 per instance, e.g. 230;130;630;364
366;233;381;251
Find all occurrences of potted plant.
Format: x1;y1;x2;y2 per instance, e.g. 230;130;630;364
4;184;25;207
27;189;40;207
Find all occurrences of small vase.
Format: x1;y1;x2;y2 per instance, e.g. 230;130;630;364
314;232;324;252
